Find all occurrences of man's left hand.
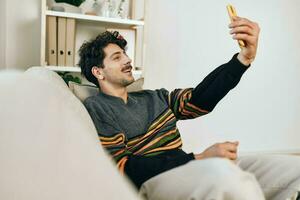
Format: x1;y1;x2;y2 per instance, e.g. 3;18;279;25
229;16;260;66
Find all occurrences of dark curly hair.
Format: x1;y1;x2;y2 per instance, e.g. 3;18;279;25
78;31;127;87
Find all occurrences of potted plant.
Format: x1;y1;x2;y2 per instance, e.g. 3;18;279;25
54;0;85;7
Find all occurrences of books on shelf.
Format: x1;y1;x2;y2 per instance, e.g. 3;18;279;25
44;5;144;70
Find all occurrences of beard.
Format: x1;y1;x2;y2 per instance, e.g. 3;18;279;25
101;64;135;88
120;77;135;87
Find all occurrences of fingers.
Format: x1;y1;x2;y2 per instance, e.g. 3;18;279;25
233;33;257;46
201;141;240;160
229;16;257;29
218;141;239;160
229;17;260;36
223;142;238;153
230;26;255;36
225;151;238;160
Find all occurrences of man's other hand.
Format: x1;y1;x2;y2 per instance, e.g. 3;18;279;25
229;16;260;66
194;141;239;160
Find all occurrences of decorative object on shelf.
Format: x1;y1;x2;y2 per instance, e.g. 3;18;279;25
78;0;129;18
99;0;118;18
116;0;129;19
48;0;83;13
91;0;102;15
51;6;65;12
108;0;117;17
100;0;111;17
80;0;102;15
57;72;82;85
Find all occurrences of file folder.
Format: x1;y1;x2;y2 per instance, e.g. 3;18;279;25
57;17;66;66
46;16;57;65
65;18;76;66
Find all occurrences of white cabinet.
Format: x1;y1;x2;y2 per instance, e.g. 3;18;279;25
40;0;145;80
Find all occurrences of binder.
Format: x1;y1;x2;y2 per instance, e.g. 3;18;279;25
65;18;76;66
57;17;67;66
46;16;57;66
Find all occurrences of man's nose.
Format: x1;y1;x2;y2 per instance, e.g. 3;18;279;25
124;55;132;64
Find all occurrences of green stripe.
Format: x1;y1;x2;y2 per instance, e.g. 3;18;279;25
147;109;173;132
114;150;132;162
137;129;181;155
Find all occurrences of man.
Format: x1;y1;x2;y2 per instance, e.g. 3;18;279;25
78;17;300;200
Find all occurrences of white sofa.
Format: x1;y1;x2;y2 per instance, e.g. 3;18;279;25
0;67;141;200
1;67;300;200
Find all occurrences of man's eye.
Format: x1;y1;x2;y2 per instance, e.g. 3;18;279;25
113;56;120;60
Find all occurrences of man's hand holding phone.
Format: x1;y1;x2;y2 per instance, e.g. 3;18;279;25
227;4;260;66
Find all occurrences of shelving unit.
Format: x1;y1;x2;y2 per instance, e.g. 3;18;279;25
45;10;144;27
40;0;145;80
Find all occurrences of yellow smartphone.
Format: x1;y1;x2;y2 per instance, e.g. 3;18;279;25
226;4;245;48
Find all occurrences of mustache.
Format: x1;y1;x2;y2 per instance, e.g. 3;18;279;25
122;65;133;72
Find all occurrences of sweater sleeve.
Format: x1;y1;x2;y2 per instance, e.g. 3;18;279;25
189;53;249;112
166;53;249;120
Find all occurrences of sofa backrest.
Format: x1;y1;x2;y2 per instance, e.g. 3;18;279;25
0;67;140;200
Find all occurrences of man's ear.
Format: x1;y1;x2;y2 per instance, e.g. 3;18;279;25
91;66;104;80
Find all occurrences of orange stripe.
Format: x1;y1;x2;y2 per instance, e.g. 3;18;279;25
117;157;128;174
186;102;209;113
144;139;182;154
179;90;190;112
134;129;177;155
176;89;187;112
147;109;173;132
165;137;182;147
113;148;126;157
101;136;124;146
127;112;175;147
127;110;173;146
181;107;198;118
99;133;125;142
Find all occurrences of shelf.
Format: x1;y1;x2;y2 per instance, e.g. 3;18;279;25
45;66;81;72
44;66;143;80
45;10;144;27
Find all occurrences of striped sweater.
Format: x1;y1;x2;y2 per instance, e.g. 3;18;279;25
83;53;249;188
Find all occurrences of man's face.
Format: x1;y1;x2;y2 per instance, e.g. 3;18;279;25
101;43;134;87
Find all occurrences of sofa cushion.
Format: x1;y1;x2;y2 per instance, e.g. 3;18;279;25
68;77;144;102
0;67;140;200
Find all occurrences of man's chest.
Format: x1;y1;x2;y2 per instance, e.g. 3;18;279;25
108;97;168;140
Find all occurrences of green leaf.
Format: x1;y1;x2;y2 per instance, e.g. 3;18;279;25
54;0;85;7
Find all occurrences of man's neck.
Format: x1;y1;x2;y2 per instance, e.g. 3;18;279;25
101;84;128;103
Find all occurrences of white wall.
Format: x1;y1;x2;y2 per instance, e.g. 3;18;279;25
0;0;7;69
3;0;300;154
144;0;300;154
5;0;40;70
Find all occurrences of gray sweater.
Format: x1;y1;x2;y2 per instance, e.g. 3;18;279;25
84;53;248;188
